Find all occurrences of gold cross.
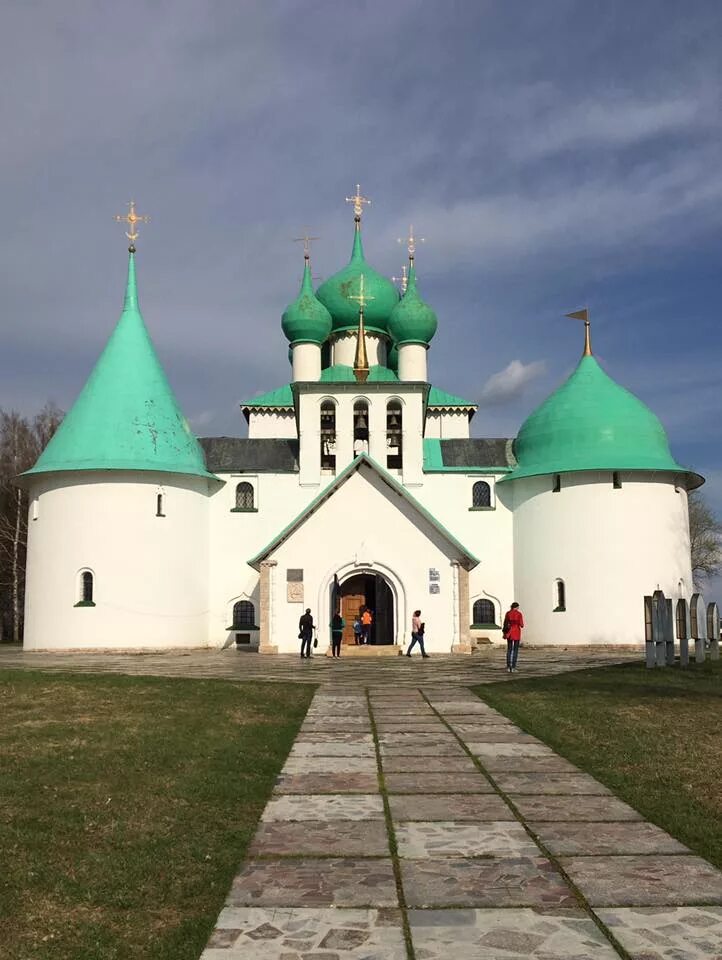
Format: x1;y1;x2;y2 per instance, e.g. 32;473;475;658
398;223;424;259
345;184;371;218
114;200;150;249
391;264;408;294
347;274;375;312
293;233;319;258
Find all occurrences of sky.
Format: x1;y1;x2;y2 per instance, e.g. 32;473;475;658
2;1;721;583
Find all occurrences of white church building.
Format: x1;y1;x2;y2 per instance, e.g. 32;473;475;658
20;194;702;653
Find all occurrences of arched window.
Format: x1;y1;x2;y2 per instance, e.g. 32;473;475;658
76;570;95;607
472;481;491;508
472;599;496;625
320;401;336;471
353;400;369;455
386;400;403;469
676;599;688;639
554;579;566;611
232;600;256;628
235;482;254;511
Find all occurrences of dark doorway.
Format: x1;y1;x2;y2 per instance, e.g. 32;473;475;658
338;573;394;645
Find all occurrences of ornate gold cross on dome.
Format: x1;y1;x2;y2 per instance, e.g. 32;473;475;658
345;184;371;220
293;233;319;260
348;273;375;314
398;224;424;260
114;200;150;251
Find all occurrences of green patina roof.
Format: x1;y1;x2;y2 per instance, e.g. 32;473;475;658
25;254;217;481
249;453;479;569
502;353;695;483
242;367;475;409
281;259;332;345
316;226;399;335
388;264;438;345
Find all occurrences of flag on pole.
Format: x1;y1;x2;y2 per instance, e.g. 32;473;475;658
565;309;589;322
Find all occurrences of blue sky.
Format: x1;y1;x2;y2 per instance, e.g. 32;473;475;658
2;2;721;530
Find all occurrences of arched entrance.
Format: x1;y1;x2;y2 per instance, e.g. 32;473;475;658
337;571;395;646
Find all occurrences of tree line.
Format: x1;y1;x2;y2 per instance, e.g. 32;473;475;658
0;404;720;643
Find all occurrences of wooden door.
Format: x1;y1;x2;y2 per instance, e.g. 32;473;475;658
341;593;364;644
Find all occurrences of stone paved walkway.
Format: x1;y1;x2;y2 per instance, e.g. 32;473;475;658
0;646;637;687
201;685;722;960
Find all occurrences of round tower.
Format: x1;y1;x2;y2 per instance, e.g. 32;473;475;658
22;217;218;650
503;316;701;646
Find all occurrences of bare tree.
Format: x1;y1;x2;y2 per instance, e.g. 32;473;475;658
688;490;722;588
0;404;63;642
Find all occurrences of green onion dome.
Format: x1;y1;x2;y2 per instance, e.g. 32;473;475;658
316;227;399;335
387;265;438;345
387;341;399;373
506;353;695;483
281;259;332;345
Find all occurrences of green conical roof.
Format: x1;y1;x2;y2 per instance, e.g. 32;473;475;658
316;226;399;335
387;264;438;345
25;253;216;481
281;258;332;345
504;352;695;483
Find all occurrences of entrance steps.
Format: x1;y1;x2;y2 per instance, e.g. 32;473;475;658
326;645;403;658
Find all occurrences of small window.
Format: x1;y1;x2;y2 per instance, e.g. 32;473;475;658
31;498;39;521
552;474;561;493
234;482;255;511
232;600;256;628
471;481;491;509
472;599;496;625
675;599;688;640
75;570;95;607
613;472;622;489
156;493;165;517
554;579;566;611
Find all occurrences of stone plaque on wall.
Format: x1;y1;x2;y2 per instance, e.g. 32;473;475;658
287;568;303;603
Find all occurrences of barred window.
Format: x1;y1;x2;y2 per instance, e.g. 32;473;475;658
235;482;254;510
232;600;255;628
472;481;491;508
472;599;496;625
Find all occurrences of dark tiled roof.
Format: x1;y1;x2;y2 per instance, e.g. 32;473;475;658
439;438;513;468
199;437;299;473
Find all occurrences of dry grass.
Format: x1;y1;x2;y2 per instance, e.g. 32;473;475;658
0;670;314;960
475;658;722;868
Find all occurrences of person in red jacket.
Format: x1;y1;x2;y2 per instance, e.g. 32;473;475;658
502;602;524;673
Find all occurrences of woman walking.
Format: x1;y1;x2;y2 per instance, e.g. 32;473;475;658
502;602;524;673
406;609;430;658
330;612;345;658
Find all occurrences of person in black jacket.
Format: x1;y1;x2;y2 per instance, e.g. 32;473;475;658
299;608;314;658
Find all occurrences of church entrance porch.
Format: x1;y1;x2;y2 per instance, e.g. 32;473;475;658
337;572;395;646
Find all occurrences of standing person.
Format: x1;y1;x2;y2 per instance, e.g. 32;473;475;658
330;612;345;658
352;615;363;645
299;608;315;659
361;607;373;645
502;602;524;673
406;610;430;658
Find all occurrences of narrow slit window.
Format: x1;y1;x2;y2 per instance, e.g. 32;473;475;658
555;579;566;611
552;474;561;493
76;570;95;606
613;472;622;489
156;493;165;516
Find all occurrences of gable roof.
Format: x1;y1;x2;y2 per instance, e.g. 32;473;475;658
248;453;479;570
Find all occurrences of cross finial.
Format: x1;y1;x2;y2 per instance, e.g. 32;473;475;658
398;223;424;261
391;264;408;294
293;233;320;261
114;200;150;252
345;184;371;221
347;273;375;313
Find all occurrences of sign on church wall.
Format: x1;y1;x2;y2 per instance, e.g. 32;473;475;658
287;568;304;603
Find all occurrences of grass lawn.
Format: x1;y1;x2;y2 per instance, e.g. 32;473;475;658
474;659;722;869
0;670;314;960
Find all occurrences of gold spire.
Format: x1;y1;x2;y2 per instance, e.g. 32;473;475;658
345;184;371;227
349;274;374;382
398;223;424;262
114;200;150;253
566;308;592;356
293;232;319;261
391;264;408;294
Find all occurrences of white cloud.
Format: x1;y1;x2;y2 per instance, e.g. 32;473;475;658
479;359;547;406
